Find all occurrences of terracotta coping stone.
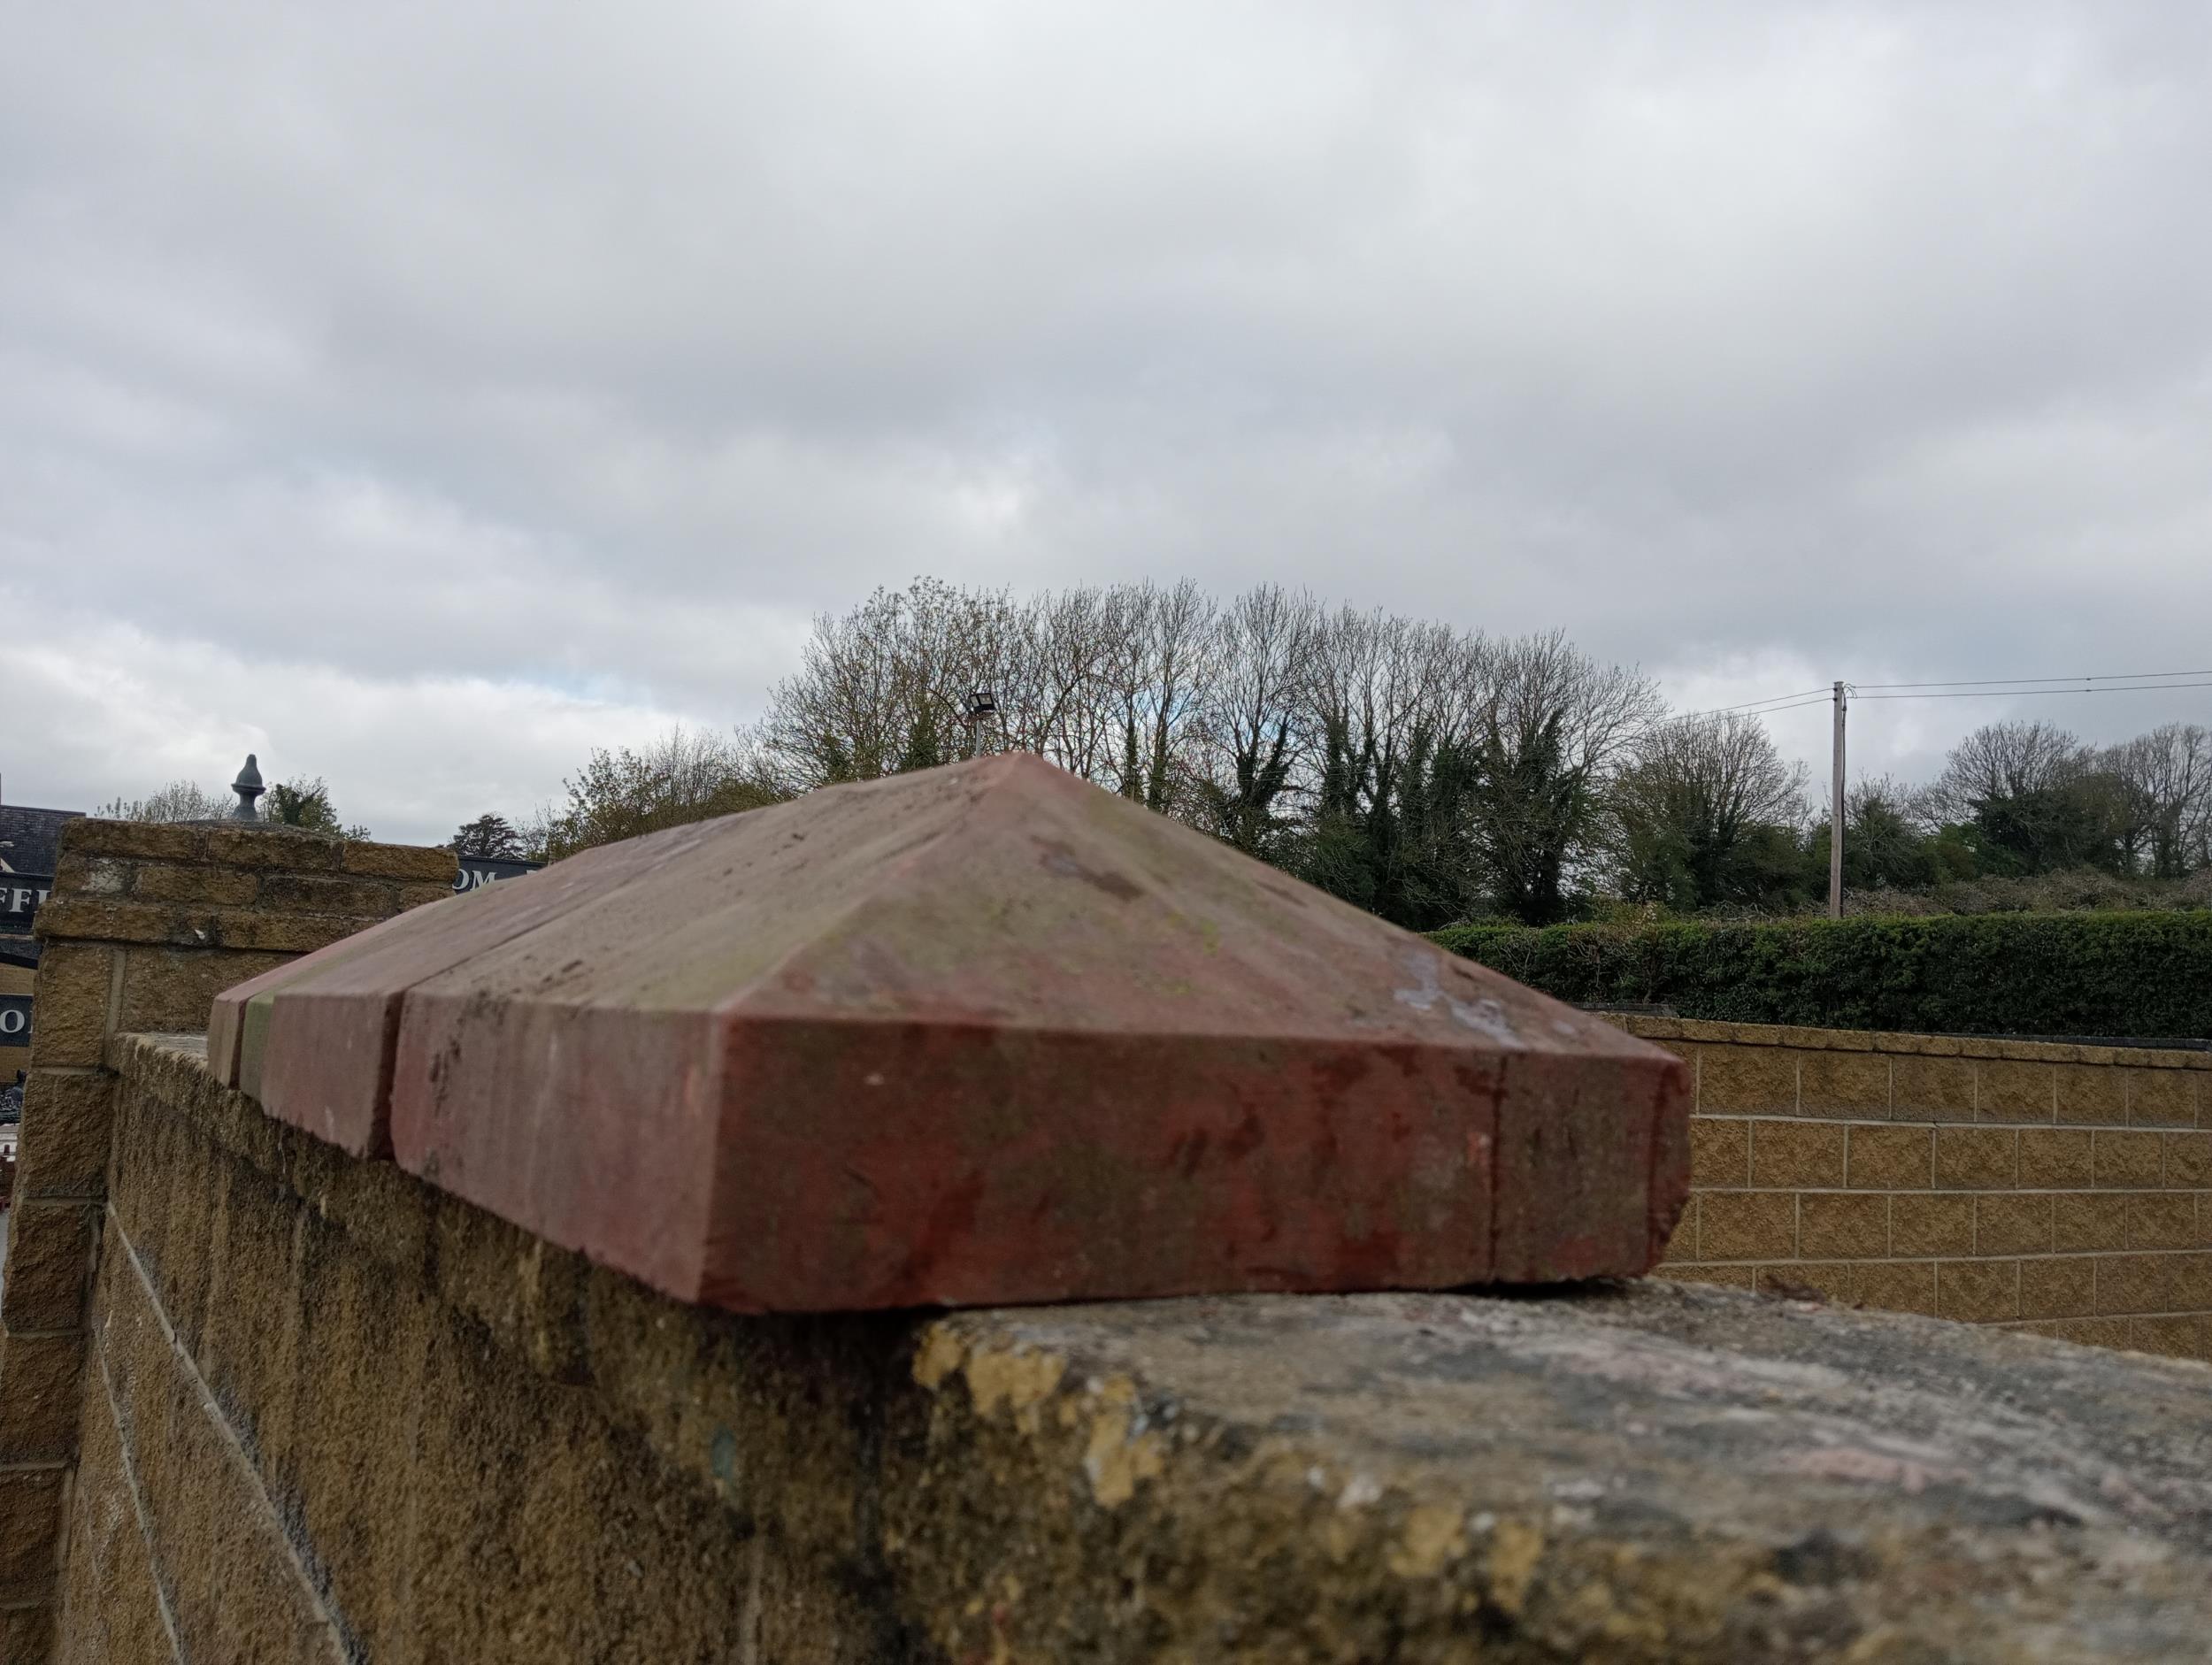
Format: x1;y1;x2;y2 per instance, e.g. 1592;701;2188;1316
211;755;1687;1314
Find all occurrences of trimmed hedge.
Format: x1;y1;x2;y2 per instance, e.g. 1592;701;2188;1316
1430;911;2212;1040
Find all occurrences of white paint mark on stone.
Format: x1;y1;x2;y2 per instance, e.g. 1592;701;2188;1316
1394;953;1521;1044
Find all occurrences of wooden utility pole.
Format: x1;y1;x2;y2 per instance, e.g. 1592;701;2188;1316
1829;680;1847;919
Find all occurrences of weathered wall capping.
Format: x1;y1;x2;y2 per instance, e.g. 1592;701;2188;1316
40;1031;2212;1662
209;756;1691;1312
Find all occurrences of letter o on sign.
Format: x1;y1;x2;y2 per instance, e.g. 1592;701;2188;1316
0;1009;25;1037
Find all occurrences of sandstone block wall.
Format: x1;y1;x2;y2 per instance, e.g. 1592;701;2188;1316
1633;1017;2212;1359
42;1033;2212;1663
9;813;2212;1661
0;820;453;1655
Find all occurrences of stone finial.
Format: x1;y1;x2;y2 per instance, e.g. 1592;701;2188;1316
230;755;266;823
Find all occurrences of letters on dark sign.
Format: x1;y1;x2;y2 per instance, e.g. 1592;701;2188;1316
1;877;51;932
0;995;30;1045
455;856;544;894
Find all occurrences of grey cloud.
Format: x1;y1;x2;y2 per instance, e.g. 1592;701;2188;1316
4;1;2210;838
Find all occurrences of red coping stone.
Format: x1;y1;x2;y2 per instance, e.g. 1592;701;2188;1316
247;755;1688;1311
209;900;458;1091
237;819;726;1154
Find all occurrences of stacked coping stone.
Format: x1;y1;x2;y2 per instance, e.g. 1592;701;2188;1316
0;809;453;1649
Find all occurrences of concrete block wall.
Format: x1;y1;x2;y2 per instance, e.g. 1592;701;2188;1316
41;1032;2212;1663
1632;1017;2212;1359
0;819;452;1655
9;809;2212;1660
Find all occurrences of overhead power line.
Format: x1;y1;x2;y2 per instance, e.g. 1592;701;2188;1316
1674;687;1830;719
1664;669;2211;925
1683;670;2212;718
1853;679;2212;702
1855;670;2211;691
1724;695;1832;715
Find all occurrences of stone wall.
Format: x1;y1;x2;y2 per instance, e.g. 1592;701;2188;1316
1636;1017;2212;1359
11;810;2212;1661
35;1032;2212;1662
0;819;453;1656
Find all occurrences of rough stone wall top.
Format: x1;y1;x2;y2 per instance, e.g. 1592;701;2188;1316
210;755;1689;1313
38;819;455;958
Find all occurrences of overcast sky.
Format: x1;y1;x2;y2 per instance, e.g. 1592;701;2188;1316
4;1;2209;845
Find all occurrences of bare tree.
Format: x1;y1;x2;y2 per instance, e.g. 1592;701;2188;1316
1931;721;2126;874
539;725;786;859
1098;579;1217;814
1297;607;1484;922
759;579;1021;786
1187;586;1318;858
997;585;1115;776
2104;723;2212;878
96;779;227;822
1609;711;1809;909
1473;632;1663;923
1930;721;2090;819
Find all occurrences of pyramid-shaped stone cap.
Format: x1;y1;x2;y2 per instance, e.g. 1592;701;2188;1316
211;755;1688;1313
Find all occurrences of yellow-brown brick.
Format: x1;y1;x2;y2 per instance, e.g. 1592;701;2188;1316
2095;1254;2170;1316
25;944;119;1070
1688;1119;1748;1188
2128;1193;2196;1252
2054;1193;2130;1255
2094;1131;2163;1190
2020;1257;2095;1320
1697;1047;1796;1115
2055;1063;2128;1127
2170;1253;2212;1312
1890;1055;1974;1124
1938;1259;2020;1324
2125;1069;2196;1129
1796;1052;1889;1121
1853;1260;1939;1317
1847;1125;1932;1191
2126;1316;2204;1360
1976;1060;2054;1124
1975;1194;2051;1256
1800;1193;1887;1260
2165;1132;2212;1190
1934;1127;2017;1191
1749;1121;1846;1189
1698;1193;1796;1262
1892;1193;1974;1258
2018;1128;2093;1190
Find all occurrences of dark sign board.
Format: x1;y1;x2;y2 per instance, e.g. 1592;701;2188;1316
1;876;51;932
455;856;544;894
0;995;30;1047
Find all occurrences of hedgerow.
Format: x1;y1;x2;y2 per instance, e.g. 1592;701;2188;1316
1429;911;2212;1040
